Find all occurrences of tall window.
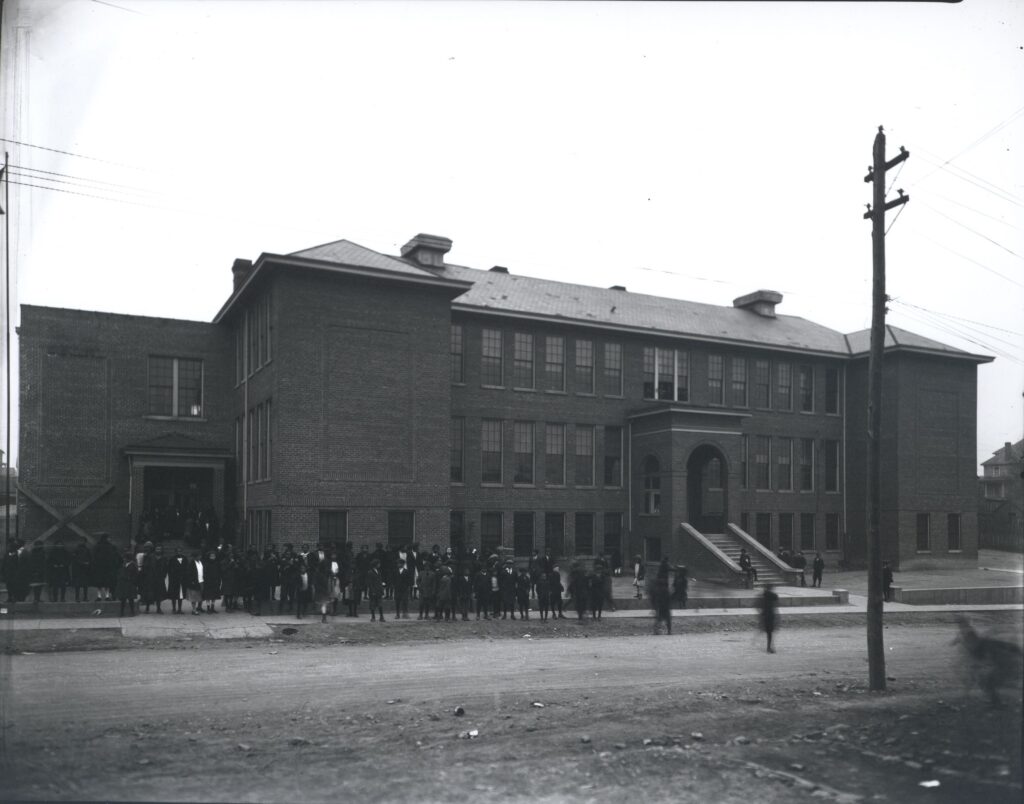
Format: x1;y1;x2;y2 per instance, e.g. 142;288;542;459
513;512;534;556
731;357;748;407
657;349;674;400
799;438;814;491
708;354;724;405
776;437;793;491
947;513;962;551
779;513;794;551
825;367;840;414
799;365;814;412
513;421;535;485
244;296;272;376
544;336;565;391
755;513;772;548
575;512;595;555
481;328;503;386
450;324;464;383
643;347;656;399
247;400;272;482
235;326;244;385
643;347;690;401
754;435;771;490
574;425;595;486
824;440;840;492
319;510;348;545
916;513;930;551
481;512;503;555
800;513;815;551
603;343;622;396
777;363;792;411
387;511;415;547
545;424;565;485
545;513;565;557
603;513;622;558
450;417;465;483
642;456;661;514
575;339;594;394
149;356;204;418
740;435;749;489
481;419;503;484
603;426;623;487
513;333;534;389
753;359;770;408
825;513;840;550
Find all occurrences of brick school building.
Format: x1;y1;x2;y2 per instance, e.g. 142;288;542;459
17;234;991;570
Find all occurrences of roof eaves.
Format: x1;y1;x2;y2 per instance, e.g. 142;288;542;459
213;254;473;324
451;303;850;359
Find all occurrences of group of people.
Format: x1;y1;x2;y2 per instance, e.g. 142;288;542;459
1;537;633;623
735;547;827;589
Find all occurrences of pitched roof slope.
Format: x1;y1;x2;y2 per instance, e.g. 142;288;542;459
290;239;438;279
844;325;988;360
982;439;1024;467
441;264;850;355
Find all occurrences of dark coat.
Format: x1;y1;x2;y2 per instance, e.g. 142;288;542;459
395;566;413;596
114;560;139;600
203;559;222;599
166;556;189;599
93;540;120;589
28;545;47;585
71;544;93;586
436;572;453;605
47;545;71;585
497;567;516;603
141;553;168;602
366;567;384;601
473;571;491;604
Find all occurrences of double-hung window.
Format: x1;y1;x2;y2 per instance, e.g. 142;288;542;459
149;357;204;418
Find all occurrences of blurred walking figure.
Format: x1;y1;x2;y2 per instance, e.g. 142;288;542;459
954;615;1023;707
632;555;645;599
672;565;688;608
651;558;672;635
812;551;825;588
759;584;779;653
115;550;139;617
882;562;894;602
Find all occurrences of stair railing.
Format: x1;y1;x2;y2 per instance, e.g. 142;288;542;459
725;523;802;584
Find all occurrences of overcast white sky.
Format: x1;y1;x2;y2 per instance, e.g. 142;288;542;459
1;0;1022;468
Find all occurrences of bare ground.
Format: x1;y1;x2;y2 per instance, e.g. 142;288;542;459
1;612;1020;803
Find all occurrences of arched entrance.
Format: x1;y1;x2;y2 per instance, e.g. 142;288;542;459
686;444;728;534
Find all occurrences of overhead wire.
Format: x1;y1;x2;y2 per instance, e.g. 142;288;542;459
911;186;1023;233
0;136;150;171
890;305;1022;365
9;163;158;196
907;227;1024;289
916;199;1024;261
889;300;1022;337
8;169;158;199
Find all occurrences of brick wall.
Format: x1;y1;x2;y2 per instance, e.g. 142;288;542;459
18;306;233;548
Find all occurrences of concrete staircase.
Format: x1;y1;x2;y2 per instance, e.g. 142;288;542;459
699;531;790;586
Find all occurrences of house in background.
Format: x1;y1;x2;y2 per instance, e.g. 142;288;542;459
17;233;993;575
978;439;1024;552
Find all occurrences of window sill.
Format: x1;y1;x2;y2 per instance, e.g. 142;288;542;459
481;482;504;488
451;381;466;387
513;483;536;489
544;483;566;489
481;384;506;391
144;415;208;422
544;389;567;395
947;549;963;554
604;394;624;400
513;387;537;393
575;392;596;398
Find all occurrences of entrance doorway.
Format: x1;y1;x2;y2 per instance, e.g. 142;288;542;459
686;445;728;534
141;466;215;545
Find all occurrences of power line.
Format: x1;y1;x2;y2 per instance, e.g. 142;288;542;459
892;305;1021;364
917;200;1024;261
6;177;166;210
0;137;148;171
910;105;1024;191
890;299;1022;337
10;163;157;195
912;186;1024;233
8;169;157;199
908;227;1024;289
909;149;1024;208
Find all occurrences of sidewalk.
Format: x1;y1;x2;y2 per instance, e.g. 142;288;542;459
3;550;1020;638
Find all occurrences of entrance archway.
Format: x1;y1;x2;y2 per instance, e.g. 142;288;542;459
686;444;728;534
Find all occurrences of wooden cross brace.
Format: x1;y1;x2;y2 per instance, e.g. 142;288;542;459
17;482;115;544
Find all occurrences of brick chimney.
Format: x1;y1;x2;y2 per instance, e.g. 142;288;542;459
733;289;783;318
232;258;253;292
400;234;452;268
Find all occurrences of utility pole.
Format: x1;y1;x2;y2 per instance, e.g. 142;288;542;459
863;126;909;691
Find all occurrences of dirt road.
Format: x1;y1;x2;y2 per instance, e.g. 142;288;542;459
2;617;1021;803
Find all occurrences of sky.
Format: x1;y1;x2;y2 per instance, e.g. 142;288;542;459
1;0;1022;468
